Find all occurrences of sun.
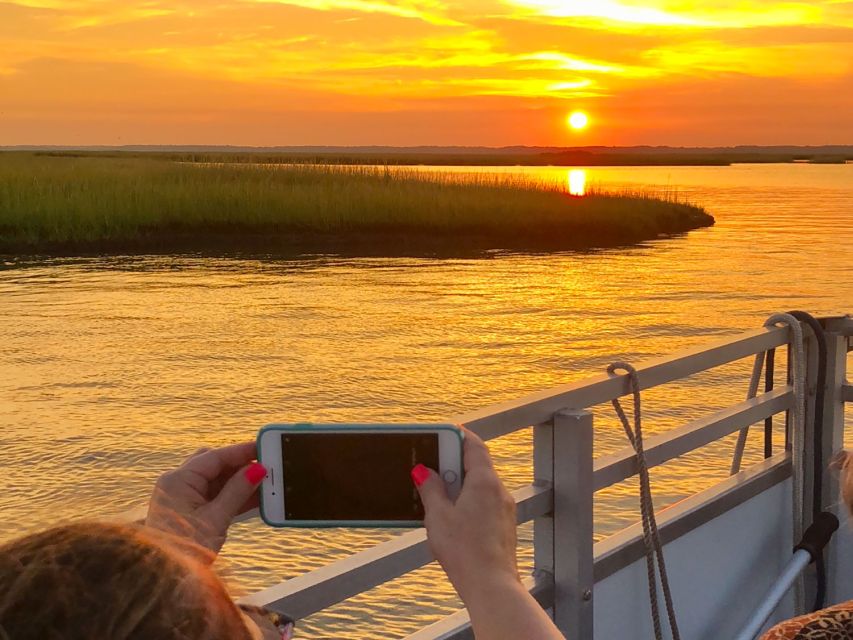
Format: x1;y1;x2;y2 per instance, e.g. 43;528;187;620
567;111;590;131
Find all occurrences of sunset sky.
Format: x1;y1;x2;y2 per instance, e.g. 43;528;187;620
1;0;851;146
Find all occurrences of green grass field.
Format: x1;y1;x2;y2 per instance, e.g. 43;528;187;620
0;153;714;255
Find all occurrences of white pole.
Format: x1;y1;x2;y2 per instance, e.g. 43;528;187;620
735;549;812;640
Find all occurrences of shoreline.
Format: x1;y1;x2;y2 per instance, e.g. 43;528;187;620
0;222;714;261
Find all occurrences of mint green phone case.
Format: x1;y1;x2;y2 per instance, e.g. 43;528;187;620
257;423;464;528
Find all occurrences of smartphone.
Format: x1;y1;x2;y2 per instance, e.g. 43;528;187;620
257;423;464;527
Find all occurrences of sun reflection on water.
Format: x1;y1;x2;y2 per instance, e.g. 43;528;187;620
568;169;587;196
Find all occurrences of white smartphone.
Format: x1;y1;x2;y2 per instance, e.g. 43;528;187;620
257;423;464;527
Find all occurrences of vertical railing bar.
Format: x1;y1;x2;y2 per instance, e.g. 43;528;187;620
533;419;555;601
553;409;594;637
764;348;775;458
800;331;820;606
785;342;792;452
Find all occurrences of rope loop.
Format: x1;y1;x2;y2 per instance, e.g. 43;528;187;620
607;362;681;640
730;312;807;613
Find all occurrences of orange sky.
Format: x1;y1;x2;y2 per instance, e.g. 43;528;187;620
1;0;851;146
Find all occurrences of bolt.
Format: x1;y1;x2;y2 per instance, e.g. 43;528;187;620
582;589;592;601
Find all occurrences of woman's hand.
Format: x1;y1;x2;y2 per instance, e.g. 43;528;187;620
413;428;565;640
145;442;266;556
412;428;519;603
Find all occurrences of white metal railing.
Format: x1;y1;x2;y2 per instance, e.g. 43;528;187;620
238;314;852;639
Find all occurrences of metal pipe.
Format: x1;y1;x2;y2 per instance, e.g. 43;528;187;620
734;549;811;640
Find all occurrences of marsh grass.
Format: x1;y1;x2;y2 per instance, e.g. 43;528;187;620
0;153;714;255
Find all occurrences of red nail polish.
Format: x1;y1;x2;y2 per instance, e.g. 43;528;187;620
411;464;430;487
245;462;267;485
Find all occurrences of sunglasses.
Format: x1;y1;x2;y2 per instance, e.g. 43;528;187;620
238;603;295;640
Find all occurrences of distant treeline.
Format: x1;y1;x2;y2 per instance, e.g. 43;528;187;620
8;145;852;167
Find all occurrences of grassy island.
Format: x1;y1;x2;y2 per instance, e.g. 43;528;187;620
0;153;714;256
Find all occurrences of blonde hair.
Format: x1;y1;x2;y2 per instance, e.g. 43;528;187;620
0;522;252;640
831;450;853;517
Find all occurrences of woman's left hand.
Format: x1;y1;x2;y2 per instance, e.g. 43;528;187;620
145;442;266;556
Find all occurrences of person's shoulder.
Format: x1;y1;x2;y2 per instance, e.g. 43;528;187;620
760;601;853;639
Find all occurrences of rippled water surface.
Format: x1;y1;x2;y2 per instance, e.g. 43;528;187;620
1;164;851;638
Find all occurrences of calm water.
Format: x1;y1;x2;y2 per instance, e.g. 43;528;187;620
1;164;851;638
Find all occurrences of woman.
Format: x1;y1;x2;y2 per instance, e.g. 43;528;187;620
0;429;563;640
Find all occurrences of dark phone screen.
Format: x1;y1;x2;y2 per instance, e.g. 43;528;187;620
280;432;439;521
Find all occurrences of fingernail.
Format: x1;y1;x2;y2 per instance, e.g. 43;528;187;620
245;462;267;485
411;464;430;487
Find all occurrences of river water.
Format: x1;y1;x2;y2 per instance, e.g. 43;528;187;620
1;164;851;638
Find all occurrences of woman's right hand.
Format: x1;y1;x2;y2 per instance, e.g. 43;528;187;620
412;427;520;604
413;428;565;640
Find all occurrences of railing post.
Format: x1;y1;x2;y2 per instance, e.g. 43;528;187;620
820;322;850;514
821;321;851;604
534;409;594;638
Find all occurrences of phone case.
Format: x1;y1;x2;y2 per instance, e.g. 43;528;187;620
257;423;464;528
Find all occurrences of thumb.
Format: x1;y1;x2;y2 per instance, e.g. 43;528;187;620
209;462;266;524
411;464;450;516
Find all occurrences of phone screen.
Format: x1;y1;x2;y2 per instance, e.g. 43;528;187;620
280;432;439;521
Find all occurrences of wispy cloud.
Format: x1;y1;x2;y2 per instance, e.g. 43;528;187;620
499;0;826;29
502;0;699;26
643;41;852;77
518;51;622;74
248;0;461;25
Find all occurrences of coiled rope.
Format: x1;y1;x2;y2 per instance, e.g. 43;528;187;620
730;312;806;614
607;362;681;640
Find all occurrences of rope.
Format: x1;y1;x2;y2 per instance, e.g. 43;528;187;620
730;312;806;613
607;362;681;640
788;311;829;527
787;311;830;612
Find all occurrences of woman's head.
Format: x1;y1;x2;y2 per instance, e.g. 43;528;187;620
0;521;285;640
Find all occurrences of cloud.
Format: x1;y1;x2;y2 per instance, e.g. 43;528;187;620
501;0;700;26
519;51;622;73
642;41;852;78
497;0;830;30
248;0;461;25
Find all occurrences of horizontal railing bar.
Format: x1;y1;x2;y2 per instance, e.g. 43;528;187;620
593;386;794;491
404;574;555;640
843;383;853;403
454;325;790;442
239;483;553;618
117;506;148;523
116;506;260;525
823;315;853;337
235;508;260;523
593;453;791;582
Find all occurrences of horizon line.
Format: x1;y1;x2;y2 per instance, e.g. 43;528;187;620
4;144;853;154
